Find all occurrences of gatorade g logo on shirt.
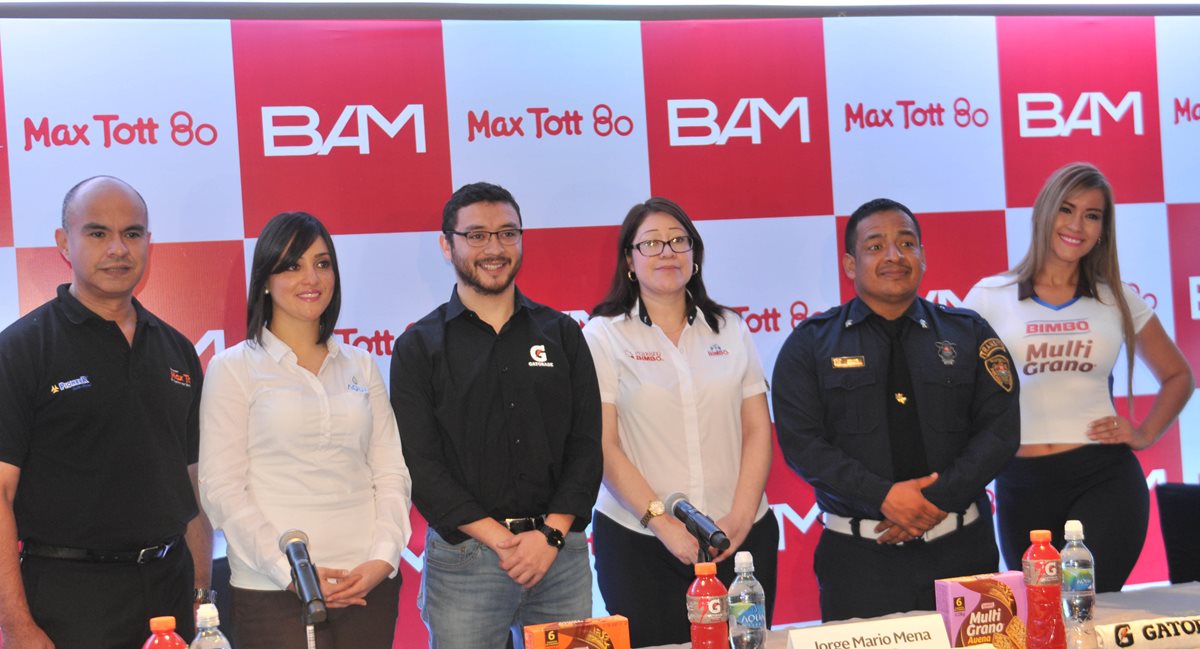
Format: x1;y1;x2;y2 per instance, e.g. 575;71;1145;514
528;344;554;368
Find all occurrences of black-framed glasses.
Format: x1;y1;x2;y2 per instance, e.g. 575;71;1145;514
631;236;694;257
444;229;524;247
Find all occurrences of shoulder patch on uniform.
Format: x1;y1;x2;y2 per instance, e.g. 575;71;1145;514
984;355;1014;392
978;337;1008;359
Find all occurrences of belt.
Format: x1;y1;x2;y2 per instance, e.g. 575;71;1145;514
822;502;980;544
498;516;545;534
20;536;181;564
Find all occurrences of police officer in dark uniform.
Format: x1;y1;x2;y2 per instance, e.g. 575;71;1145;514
773;198;1019;622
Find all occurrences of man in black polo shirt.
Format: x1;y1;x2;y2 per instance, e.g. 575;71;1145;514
772;198;1019;622
0;176;212;649
390;182;601;648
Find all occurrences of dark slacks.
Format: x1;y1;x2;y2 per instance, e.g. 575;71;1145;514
593;510;779;648
814;499;999;622
997;444;1149;593
21;541;195;649
231;575;401;649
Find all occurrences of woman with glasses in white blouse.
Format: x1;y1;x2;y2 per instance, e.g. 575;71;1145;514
199;212;412;648
584;198;777;648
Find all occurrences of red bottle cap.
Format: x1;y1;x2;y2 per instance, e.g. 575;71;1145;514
149;617;177;632
1029;529;1051;543
694;562;716;576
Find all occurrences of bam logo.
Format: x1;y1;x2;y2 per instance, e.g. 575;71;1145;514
667;98;810;146
926;289;966;308
262;105;426;156
1017;91;1143;138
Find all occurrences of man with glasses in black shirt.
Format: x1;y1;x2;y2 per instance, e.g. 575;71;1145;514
772;198;1019;622
390;182;602;648
0;176;212;649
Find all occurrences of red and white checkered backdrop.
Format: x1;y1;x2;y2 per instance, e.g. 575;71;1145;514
1;14;1199;645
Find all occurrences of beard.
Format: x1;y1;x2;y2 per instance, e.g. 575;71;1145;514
452;249;523;296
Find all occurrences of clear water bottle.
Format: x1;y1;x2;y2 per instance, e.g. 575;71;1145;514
728;551;767;649
189;604;232;649
1061;520;1096;649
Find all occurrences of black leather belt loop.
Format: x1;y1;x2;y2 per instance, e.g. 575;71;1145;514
21;536;181;564
499;516;545;534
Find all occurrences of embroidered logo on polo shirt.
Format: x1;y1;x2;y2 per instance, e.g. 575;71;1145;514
707;344;730;357
624;350;664;362
168;368;193;387
50;375;91;394
347;376;369;394
528;345;555;368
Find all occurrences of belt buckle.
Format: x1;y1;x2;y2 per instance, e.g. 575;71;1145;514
503;517;527;532
137;544;166;564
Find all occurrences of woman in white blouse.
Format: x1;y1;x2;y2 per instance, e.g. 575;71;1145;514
199;212;412;648
583;198;776;647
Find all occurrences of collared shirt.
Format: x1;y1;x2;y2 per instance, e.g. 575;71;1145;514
390;286;602;544
583;302;769;534
964;274;1152;445
0;284;201;548
199;328;412;589
772;297;1020;519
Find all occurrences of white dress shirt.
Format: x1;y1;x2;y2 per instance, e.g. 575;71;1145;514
199;328;412;590
583;305;770;534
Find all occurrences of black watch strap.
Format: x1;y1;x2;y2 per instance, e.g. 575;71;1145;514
539;524;565;549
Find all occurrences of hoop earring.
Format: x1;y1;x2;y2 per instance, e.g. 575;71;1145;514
693;263;700;275
627;270;637;282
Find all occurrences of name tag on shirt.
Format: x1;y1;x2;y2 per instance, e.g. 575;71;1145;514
831;356;866;369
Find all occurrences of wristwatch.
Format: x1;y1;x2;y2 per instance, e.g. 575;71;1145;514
640;499;665;528
193;588;216;605
539;524;565;550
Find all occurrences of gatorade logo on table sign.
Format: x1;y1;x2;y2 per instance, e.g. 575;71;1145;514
997;16;1163;207
641;19;832;219
231;20;452;237
1115;624;1135;647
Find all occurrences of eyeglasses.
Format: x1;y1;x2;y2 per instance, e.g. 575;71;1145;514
444;229;524;247
631;236;694;257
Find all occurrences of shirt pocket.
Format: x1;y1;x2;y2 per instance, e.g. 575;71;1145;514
818;368;879;436
920;366;975;434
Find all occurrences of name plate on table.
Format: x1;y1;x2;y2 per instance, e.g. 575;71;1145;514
787;613;951;649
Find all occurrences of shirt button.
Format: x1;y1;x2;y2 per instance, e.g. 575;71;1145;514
515;438;522;445
509;401;516;409
502;366;509;373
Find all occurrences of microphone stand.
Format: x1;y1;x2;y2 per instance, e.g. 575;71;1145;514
692;528;714;563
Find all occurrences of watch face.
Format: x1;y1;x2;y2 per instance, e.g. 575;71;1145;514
649;500;665;516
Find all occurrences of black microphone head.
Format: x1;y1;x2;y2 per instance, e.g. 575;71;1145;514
279;529;310;553
711;531;731;551
664;492;689;514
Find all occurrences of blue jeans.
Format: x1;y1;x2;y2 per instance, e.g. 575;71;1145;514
419;527;592;649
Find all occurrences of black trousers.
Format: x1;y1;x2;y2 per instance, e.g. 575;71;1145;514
814;498;999;622
20;541;195;649
231;575;401;649
997;444;1149;593
592;510;779;648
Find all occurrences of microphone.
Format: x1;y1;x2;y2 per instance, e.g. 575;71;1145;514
278;529;328;624
664;492;731;552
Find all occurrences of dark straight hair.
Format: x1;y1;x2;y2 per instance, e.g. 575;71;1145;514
591;197;731;332
246;212;342;346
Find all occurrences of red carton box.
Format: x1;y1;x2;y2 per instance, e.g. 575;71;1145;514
935;571;1028;649
523;615;631;649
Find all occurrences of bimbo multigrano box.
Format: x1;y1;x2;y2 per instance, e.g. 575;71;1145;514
935;571;1028;649
523;615;631;649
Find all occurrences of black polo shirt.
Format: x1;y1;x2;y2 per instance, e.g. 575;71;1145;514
390;286;602;544
0;284;202;549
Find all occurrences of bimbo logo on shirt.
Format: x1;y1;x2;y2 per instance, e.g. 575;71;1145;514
624;350;664;362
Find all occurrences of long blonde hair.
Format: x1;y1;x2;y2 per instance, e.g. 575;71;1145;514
1011;162;1136;415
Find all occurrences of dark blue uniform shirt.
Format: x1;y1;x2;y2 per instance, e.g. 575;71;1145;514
772;297;1020;519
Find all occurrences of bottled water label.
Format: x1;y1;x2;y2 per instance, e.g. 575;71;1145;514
731;601;766;630
1062;566;1094;592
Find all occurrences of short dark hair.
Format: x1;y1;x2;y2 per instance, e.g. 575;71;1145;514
61;175;148;228
441;182;522;234
591;197;731;332
246;212;342;346
844;198;920;255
